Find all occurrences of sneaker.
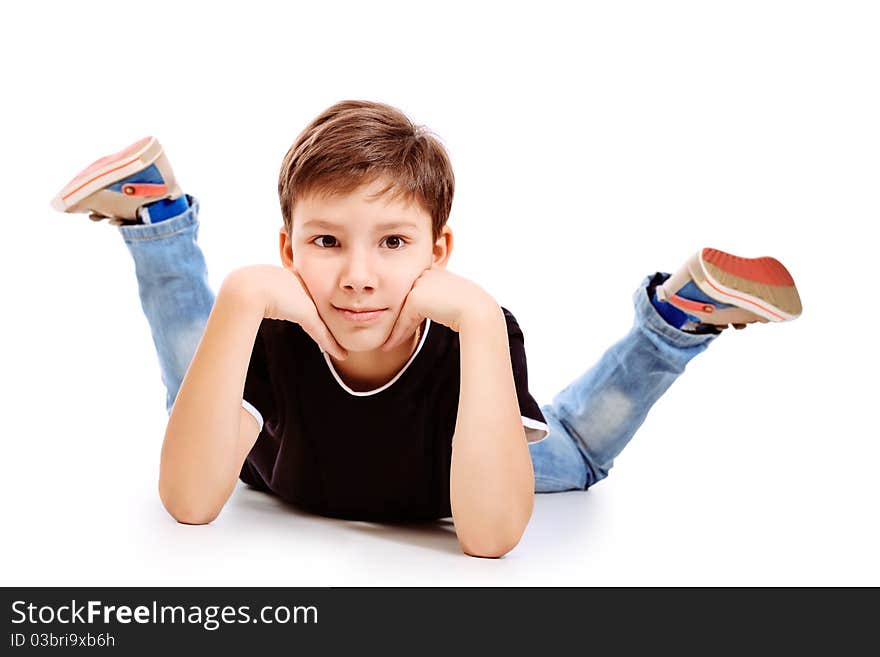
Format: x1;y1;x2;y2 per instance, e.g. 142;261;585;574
50;136;182;226
655;247;802;331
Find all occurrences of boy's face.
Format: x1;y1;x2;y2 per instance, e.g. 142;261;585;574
280;176;452;354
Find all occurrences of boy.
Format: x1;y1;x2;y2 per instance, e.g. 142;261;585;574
51;100;802;558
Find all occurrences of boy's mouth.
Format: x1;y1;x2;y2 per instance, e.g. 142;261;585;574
333;305;388;323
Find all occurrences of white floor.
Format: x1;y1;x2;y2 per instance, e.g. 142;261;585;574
4;332;877;586
3;1;878;587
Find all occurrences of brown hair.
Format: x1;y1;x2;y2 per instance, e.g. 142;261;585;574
278;100;455;242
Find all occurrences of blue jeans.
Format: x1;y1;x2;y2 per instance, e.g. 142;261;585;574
119;195;720;494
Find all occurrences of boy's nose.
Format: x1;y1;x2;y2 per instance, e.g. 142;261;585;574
340;253;378;291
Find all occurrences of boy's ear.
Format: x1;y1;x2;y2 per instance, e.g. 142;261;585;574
279;228;294;270
432;225;454;269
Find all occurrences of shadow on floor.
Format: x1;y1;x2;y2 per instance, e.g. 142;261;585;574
233;485;461;555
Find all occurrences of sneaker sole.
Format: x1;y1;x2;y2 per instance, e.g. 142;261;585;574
50;136;164;212
689;247;802;322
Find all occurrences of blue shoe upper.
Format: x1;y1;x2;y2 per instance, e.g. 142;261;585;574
650;278;737;329
105;163;165;192
676;281;737;309
101;163;187;223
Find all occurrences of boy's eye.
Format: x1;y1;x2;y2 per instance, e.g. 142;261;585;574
384;235;404;250
311;235;407;250
313;235;338;248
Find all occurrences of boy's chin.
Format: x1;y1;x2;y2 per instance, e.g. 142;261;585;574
334;330;393;353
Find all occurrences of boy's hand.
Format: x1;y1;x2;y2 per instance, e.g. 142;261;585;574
226;265;349;360
381;266;497;352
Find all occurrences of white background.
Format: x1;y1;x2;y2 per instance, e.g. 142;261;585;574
1;0;877;585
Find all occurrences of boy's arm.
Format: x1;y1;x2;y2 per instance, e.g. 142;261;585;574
158;270;266;525
449;305;536;558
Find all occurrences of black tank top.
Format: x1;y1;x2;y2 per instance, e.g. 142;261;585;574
240;308;548;522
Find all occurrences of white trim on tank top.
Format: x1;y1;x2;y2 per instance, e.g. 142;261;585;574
323;319;432;397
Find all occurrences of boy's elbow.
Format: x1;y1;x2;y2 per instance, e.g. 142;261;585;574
460;534;521;559
458;525;525;558
158;483;220;526
169;506;219;526
456;496;533;558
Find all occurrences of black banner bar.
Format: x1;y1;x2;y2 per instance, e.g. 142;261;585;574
2;587;874;651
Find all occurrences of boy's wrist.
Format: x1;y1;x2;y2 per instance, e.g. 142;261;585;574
457;296;504;335
220;267;272;319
